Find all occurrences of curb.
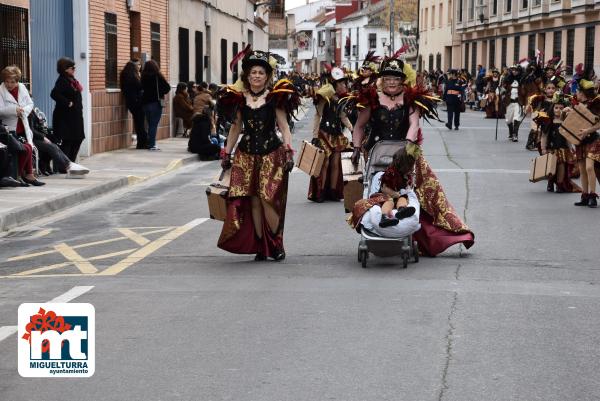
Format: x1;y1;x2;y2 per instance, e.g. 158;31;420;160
0;154;198;232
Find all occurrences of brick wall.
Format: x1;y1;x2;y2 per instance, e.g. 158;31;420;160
88;0;170;154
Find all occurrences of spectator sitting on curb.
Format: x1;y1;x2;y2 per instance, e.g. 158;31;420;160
0;65;44;186
173;82;194;136
29;107;89;177
0;133;22;187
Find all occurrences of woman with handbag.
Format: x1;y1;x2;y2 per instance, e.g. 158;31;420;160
51;58;86;163
0;65;45;186
141;60;171;151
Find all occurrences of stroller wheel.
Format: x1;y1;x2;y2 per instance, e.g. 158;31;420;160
402;253;408;269
413;241;419;263
360;251;368;268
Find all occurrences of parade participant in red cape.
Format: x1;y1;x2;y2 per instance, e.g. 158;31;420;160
566;77;600;208
308;65;353;203
350;49;475;256
217;47;300;260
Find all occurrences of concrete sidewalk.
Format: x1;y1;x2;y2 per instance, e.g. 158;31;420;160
0;137;199;232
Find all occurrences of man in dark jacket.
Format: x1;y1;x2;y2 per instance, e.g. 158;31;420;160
443;70;464;130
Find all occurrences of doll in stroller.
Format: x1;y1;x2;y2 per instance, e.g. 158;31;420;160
348;140;421;268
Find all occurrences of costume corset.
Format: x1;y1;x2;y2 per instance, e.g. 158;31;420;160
238;102;282;155
548;123;568;149
319;98;343;135
370;104;410;141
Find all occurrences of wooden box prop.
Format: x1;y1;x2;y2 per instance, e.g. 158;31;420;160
342;152;365;213
559;104;600;145
529;153;558;183
206;169;231;221
296;141;326;177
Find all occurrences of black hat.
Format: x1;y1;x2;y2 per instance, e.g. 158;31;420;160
379;58;406;79
242;50;273;74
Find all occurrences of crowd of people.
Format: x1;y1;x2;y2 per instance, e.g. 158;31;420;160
1;60;89;188
213;46;474;262
419;58;600;208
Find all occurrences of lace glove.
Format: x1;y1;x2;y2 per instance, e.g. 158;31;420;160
351;147;361;165
284;149;294;173
221;153;232;170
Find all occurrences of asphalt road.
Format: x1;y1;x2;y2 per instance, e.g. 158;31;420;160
1;106;599;401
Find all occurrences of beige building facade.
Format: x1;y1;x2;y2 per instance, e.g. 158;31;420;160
418;0;457;71
454;0;600;76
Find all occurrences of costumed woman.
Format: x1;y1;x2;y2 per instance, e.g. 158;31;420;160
566;77;600;208
502;64;526;143
308;66;353;202
349;51;475;256
537;92;581;193
217;47;300;260
484;68;502;119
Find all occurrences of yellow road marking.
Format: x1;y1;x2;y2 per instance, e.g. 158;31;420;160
98;218;207;276
117;228;150;246
12;249;137;276
54;243;97;274
7;227;174;262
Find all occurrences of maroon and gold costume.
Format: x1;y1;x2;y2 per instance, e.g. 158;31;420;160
217;80;300;257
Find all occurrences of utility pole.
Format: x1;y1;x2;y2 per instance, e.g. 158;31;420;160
389;0;395;51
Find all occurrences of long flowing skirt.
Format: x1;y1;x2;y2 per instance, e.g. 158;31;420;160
218;146;289;257
411;155;474;256
308;130;349;202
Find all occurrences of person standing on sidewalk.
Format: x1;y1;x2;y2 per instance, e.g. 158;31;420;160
141;60;170;151
51;58;85;163
0;65;45;186
120;59;148;149
443;69;464;130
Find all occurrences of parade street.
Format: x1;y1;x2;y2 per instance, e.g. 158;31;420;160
1;108;599;401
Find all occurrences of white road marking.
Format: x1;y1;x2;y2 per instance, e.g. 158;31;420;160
435;168;529;174
0;285;94;343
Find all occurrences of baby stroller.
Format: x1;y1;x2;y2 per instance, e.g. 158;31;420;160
357;140;419;269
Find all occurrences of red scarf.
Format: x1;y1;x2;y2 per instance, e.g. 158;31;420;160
69;77;83;92
8;86;24;134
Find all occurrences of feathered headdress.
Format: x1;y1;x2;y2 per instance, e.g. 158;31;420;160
361;51;381;72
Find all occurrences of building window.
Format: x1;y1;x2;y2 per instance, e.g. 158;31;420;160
527;34;535;60
514;35;520;63
232;42;239;82
151;22;161;66
471;42;477;76
424;8;428;29
432;6;435;28
501;37;507;67
369;33;376;49
468;0;474;20
104;13;118;88
585;26;595;69
489;39;496;68
458;0;463;21
248;29;254;46
220;38;227;84
464;42;469;69
436;53;442;70
418;55;423;71
533;0;540;5
448;0;453;23
552;31;561;60
428;54;434;71
521;0;528;9
492;0;497;15
566;29;574;75
0;4;30;87
345;35;350;57
195;31;203;83
178;28;189;83
439;3;443;27
352;45;357;56
506;0;512;12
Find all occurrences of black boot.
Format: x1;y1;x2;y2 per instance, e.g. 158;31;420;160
547;177;555;192
512;122;520;142
379;215;399;228
272;248;286;261
507;123;514;140
575;193;589;206
526;129;536;150
588;193;598;208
